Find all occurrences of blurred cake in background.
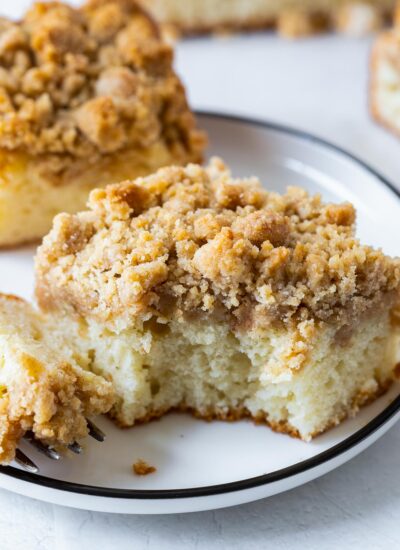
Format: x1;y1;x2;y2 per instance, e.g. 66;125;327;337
138;0;396;39
0;0;205;246
370;3;400;136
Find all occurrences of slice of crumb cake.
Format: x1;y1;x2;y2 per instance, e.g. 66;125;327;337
371;18;400;136
35;158;400;441
138;0;395;38
0;293;114;464
0;0;205;247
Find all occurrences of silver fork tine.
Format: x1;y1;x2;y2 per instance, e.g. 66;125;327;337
68;441;83;454
14;449;39;473
24;432;61;460
86;419;106;442
13;419;105;469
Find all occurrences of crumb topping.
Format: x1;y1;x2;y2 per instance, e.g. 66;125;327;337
0;0;203;160
132;459;156;475
35;158;400;329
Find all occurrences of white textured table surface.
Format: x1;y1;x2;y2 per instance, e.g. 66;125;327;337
2;2;400;549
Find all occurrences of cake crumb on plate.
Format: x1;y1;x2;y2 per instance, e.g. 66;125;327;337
133;459;157;476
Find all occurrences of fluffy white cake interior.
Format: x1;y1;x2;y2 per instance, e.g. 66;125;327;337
0;143;177;246
53;311;398;441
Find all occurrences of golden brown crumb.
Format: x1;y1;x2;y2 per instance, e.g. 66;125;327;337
335;3;383;36
132;459;156;475
277;9;329;39
394;362;400;378
395;0;400;27
0;0;204;163
35;158;400;331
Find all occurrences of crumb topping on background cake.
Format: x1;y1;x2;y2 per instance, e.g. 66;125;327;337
35;158;400;329
0;0;203;160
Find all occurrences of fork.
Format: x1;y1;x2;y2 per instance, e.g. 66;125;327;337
13;419;105;473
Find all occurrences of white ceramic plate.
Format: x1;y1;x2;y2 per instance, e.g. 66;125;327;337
0;112;399;515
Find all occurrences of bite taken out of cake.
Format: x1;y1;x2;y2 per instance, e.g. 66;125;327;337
34;158;400;443
0;0;205;247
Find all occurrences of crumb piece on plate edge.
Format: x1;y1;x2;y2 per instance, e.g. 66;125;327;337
132;459;157;476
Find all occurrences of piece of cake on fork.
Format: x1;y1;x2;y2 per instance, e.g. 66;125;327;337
0;0;205;246
34;158;400;442
0;293;114;464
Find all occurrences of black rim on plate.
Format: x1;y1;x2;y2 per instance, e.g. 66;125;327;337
1;111;400;500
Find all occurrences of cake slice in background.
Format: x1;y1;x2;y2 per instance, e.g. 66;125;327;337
0;293;114;464
35;158;400;441
371;8;400;136
138;0;396;39
0;0;205;247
